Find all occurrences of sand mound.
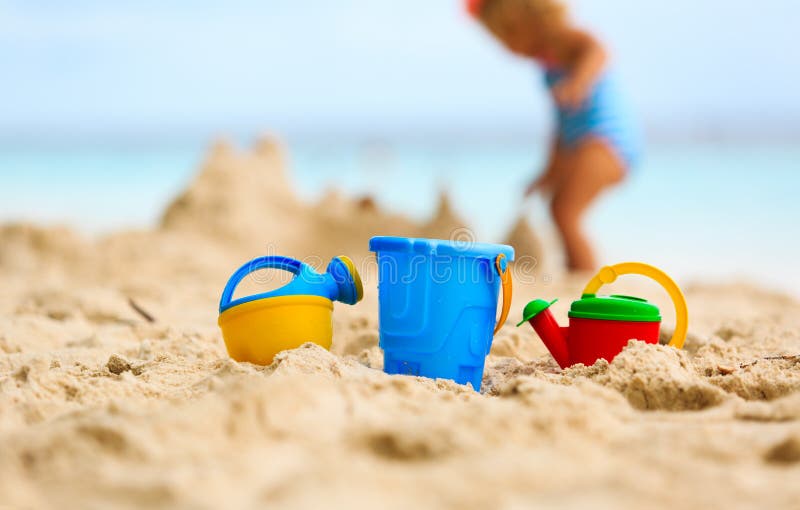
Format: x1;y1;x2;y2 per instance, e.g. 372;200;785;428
0;224;89;276
1;139;799;508
420;191;469;240
565;341;729;411
503;215;543;266
161;136;303;244
159;137;470;263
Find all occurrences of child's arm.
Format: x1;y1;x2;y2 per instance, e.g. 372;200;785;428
551;30;607;110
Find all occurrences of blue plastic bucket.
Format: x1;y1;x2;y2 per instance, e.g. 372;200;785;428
369;236;514;390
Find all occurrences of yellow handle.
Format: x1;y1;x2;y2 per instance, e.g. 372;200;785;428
582;262;689;349
494;254;513;335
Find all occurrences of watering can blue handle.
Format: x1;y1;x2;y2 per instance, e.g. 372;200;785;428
219;256;306;311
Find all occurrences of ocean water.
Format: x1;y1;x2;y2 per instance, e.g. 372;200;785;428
1;141;799;297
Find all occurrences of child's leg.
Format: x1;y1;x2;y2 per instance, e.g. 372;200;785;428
549;139;625;271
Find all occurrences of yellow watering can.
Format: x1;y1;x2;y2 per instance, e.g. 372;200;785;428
218;255;363;365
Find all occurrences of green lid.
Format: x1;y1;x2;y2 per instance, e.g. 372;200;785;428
517;299;558;326
568;294;661;322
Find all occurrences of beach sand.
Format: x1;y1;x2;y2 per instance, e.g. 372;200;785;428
1;137;798;509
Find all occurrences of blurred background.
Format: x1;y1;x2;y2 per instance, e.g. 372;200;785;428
1;0;799;295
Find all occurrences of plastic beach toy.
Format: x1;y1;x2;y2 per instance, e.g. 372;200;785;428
518;262;688;369
370;236;514;390
218;255;363;365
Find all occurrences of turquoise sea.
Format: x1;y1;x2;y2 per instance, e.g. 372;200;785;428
1;141;798;297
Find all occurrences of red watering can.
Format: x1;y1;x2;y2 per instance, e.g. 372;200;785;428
518;262;688;369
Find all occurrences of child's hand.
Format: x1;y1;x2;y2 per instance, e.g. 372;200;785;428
551;31;606;111
552;78;591;111
524;169;556;197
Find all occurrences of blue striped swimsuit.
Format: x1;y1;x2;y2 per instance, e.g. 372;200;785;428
544;68;643;170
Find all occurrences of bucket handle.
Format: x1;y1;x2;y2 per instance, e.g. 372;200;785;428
219;256;305;312
493;254;513;335
582;262;689;349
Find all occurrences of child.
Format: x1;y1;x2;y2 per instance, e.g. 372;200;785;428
467;0;641;271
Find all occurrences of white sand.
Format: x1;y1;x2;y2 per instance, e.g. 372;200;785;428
0;137;798;509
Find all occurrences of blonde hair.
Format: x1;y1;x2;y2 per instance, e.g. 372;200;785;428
477;0;568;39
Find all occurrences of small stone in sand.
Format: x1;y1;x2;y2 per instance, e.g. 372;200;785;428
717;365;736;375
764;436;800;465
106;354;132;375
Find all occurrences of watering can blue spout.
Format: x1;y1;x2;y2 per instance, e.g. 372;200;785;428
219;255;363;314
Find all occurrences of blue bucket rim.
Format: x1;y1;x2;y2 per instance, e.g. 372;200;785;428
369;236;514;261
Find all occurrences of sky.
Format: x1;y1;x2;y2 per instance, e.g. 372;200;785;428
1;0;799;142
